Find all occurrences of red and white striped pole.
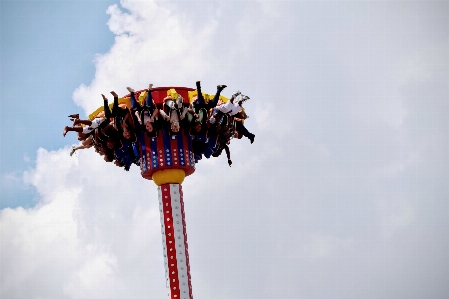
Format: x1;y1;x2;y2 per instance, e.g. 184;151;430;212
158;183;193;299
85;87;199;297
136;87;197;298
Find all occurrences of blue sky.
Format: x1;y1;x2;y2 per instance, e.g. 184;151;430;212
1;1;448;299
1;1;116;208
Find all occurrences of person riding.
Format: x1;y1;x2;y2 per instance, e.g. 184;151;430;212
159;92;188;135
127;84;160;137
103;92;137;142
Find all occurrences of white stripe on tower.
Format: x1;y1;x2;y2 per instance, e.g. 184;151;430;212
158;184;193;299
170;184;190;298
178;186;193;298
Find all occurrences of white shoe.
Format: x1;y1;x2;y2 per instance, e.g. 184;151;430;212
70;146;76;157
231;90;241;98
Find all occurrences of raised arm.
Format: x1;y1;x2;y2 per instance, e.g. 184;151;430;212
159;109;170;121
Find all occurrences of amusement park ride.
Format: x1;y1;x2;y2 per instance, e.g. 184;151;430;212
64;85;253;299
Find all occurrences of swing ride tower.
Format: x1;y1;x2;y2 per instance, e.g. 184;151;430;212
85;85;244;298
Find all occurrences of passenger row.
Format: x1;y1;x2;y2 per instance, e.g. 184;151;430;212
63;81;255;170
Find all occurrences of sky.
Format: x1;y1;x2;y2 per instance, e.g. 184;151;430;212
0;1;448;299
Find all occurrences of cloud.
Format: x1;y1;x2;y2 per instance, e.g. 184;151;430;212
255;102;292;137
1;145;172;298
3;1;449;299
1;2;278;298
73;0;219;115
302;233;354;261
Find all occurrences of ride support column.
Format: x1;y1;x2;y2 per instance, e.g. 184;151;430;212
158;183;193;299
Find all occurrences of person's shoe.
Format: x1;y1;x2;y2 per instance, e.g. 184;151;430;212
196;81;201;89
69;146;76;157
231;90;241;98
217;85;227;91
126;87;134;93
249;134;255;144
68;114;79;119
110;91;118;97
241;95;250;102
148;83;153;90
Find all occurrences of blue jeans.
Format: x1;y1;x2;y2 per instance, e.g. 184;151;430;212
193;88;222;112
104;96;119;119
236;121;254;139
130;90;154;110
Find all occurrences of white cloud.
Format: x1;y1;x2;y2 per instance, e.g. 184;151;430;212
388;202;416;228
3;1;449;299
1;147;163;299
2;2;278;297
73;0;219;115
303;233;354;260
0;186;79;297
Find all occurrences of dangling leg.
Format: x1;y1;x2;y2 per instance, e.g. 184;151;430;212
73;119;93;127
224;144;232;166
145;84;155;109
109;91;121;128
127;87;141;111
102;94;112;119
63;126;83;137
70;140;93;156
110;91;119;117
195;81;206;108
209;84;227;109
235;121;255;143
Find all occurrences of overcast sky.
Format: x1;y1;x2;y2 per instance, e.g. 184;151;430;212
1;1;448;299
